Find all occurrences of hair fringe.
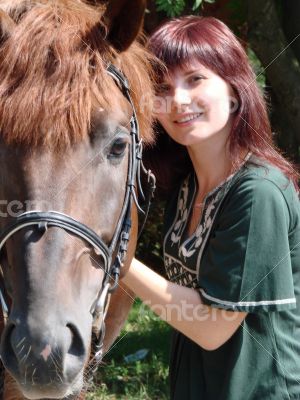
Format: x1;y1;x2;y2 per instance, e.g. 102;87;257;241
0;0;155;149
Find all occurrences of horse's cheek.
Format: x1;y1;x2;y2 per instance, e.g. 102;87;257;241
103;283;134;353
101;199;137;352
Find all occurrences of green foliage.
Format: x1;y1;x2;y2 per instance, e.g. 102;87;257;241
88;355;169;400
192;0;217;12
247;47;266;89
155;0;216;17
87;300;171;400
155;0;185;17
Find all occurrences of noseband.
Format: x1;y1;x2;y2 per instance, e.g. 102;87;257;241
0;64;156;370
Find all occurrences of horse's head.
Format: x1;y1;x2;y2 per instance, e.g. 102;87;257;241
0;1;154;398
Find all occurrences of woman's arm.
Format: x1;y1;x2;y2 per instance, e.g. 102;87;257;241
122;258;247;351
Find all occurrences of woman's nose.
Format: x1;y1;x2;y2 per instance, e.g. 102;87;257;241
172;87;191;109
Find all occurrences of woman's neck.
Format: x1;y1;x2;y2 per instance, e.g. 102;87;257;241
187;140;238;199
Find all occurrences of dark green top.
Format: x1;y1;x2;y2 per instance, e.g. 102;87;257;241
163;156;300;400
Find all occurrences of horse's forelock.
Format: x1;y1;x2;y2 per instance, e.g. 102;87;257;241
0;0;155;149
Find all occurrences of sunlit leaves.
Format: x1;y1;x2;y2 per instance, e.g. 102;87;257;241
155;0;216;17
155;0;186;17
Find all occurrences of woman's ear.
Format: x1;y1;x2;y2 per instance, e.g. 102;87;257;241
103;0;146;52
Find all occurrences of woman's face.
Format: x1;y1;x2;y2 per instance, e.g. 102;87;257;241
155;61;236;148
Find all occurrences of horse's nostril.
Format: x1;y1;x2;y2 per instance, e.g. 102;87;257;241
64;323;86;383
66;323;85;358
0;321;18;373
1;320;87;387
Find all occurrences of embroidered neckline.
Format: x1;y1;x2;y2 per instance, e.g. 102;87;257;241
170;152;252;256
163;153;252;288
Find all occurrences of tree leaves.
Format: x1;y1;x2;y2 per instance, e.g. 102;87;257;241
192;0;203;11
155;0;216;17
155;0;185;17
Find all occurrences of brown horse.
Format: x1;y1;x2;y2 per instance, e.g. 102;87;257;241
0;0;155;399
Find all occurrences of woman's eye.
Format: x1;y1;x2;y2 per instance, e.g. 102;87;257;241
157;83;171;95
190;75;204;84
108;139;128;158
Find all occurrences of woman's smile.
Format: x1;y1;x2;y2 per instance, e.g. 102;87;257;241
174;111;205;125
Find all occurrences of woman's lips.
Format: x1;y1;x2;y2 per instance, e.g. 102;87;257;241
174;112;204;125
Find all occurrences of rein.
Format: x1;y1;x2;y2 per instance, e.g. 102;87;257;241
0;64;156;377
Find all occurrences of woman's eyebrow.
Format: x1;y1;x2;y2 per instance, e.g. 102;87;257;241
182;68;205;76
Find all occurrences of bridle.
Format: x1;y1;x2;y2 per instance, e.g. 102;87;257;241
0;64;156;372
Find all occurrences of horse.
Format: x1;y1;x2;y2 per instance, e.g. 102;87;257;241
0;0;155;399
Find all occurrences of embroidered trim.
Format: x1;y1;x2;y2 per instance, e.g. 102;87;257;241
164;253;199;288
163;153;253;288
165;253;198;274
166;176;195;249
195;189;226;275
200;288;296;307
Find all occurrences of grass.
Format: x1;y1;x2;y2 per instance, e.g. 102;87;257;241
87;299;171;400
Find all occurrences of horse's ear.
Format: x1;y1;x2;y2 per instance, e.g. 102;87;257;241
103;0;146;52
0;10;15;43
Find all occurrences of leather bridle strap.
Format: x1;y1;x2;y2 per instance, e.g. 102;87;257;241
0;211;111;270
0;63;156;370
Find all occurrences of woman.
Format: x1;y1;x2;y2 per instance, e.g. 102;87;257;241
122;16;300;399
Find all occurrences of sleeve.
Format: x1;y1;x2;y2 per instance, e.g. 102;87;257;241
198;176;296;313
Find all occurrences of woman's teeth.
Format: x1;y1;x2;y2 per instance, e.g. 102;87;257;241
176;113;203;123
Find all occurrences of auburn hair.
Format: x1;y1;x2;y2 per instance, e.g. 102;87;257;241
147;16;299;192
0;1;155;149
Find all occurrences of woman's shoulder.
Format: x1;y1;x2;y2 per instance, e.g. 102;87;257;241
224;156;300;227
233;156;298;201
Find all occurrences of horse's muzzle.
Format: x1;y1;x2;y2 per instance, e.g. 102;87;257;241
0;316;87;399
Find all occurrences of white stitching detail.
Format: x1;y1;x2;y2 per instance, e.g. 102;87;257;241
200;288;296;307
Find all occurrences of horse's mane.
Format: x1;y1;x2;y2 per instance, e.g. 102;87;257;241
0;0;155;148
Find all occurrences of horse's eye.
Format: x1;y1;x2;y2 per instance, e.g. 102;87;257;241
108;139;128;158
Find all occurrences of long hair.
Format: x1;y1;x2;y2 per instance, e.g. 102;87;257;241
0;1;155;149
148;16;299;191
